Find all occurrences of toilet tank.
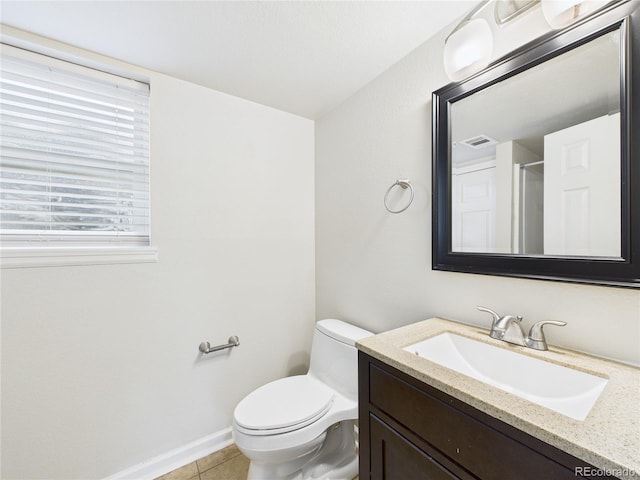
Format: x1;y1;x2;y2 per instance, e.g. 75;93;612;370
308;319;373;401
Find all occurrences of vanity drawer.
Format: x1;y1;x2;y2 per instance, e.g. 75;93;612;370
368;362;579;480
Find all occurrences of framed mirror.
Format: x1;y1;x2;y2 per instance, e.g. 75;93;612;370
432;4;639;287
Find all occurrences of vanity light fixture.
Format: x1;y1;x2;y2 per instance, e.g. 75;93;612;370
443;0;493;82
541;0;611;28
444;0;538;82
444;0;612;81
495;0;540;24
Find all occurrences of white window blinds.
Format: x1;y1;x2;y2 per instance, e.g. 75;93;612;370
0;44;150;247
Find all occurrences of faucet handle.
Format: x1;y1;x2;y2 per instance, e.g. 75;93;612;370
527;320;567;350
477;306;500;328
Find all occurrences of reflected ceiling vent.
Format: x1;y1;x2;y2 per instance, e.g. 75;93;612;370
459;134;498;149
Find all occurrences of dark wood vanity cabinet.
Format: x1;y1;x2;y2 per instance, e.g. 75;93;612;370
358;352;616;480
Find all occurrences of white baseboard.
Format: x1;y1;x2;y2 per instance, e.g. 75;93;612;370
103;427;233;480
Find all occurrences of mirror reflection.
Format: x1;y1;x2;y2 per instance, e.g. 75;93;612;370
450;29;621;257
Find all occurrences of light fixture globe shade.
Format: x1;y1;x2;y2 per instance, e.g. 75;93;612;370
444;18;493;82
541;0;608;29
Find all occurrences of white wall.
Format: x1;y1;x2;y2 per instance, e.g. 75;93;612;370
3;4;640;478
315;7;640;366
0;32;315;479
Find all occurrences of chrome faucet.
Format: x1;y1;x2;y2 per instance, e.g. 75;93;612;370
476;306;566;351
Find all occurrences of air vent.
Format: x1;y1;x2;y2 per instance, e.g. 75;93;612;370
459;134;498;149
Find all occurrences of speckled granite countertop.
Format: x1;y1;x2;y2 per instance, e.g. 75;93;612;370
356;318;640;479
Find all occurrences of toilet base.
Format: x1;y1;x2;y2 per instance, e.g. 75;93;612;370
246;421;358;480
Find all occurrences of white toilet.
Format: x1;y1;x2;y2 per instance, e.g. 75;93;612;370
232;319;373;480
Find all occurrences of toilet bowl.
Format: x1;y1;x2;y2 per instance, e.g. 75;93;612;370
232;319;373;480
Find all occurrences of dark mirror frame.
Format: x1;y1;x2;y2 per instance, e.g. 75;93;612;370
432;3;639;288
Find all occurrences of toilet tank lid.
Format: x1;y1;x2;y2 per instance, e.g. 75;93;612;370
316;319;373;346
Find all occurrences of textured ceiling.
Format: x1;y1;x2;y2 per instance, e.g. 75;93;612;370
0;1;476;119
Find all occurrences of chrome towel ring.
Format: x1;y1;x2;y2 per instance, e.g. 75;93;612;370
384;179;413;214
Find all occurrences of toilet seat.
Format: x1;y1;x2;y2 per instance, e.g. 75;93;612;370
234;375;334;436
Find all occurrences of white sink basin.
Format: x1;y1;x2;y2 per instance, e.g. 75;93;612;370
403;333;608;421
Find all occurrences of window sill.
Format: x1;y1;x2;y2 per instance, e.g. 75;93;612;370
0;246;158;268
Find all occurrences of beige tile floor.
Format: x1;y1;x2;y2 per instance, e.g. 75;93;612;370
155;444;359;480
155;444;249;480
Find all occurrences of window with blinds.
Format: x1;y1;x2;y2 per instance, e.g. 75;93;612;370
0;44;150;248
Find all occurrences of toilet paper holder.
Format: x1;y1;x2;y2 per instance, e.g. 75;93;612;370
199;336;240;354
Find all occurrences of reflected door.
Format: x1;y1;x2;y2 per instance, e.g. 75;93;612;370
452;165;496;252
544;113;621;257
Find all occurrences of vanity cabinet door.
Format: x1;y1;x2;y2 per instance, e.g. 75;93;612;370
359;352;613;480
370;415;461;480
